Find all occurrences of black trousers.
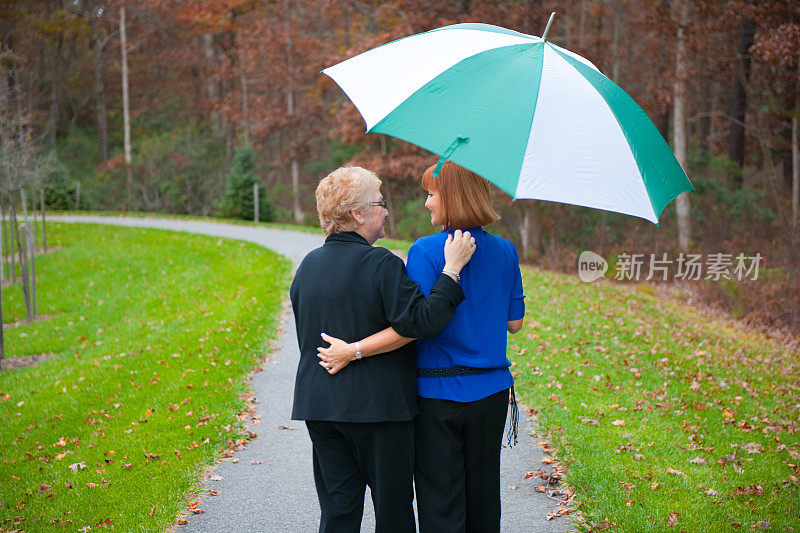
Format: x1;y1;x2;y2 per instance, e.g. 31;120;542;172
305;420;415;533
414;389;509;533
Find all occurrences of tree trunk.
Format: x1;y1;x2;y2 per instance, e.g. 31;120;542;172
673;0;691;251
287;87;304;224
203;32;223;136
792;115;798;239
519;204;530;261
697;76;712;156
727;11;756;183
120;6;133;207
91;12;109;161
782;61;798;189
611;0;622;82
48;34;64;147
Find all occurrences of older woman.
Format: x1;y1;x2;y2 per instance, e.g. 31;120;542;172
290;166;475;533
319;161;525;533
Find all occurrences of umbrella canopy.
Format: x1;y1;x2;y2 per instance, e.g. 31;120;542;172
323;23;694;224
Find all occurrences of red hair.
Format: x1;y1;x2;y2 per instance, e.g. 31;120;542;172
421;161;500;229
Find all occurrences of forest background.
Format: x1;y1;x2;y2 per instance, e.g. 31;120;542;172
1;0;799;342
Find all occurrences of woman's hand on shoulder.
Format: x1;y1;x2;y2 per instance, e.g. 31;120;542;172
317;332;355;375
443;229;476;275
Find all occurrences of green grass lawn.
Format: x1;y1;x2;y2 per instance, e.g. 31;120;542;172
510;269;799;531
3;216;798;531
0;223;290;531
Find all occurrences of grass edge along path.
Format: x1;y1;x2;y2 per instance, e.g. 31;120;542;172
510;269;799;531
0;222;290;531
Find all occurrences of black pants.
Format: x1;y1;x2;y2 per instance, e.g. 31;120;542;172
306;420;415;533
414;389;509;533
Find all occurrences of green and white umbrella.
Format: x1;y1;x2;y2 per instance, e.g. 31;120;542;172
323;22;694;223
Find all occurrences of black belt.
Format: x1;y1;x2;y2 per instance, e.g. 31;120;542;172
416;366;493;377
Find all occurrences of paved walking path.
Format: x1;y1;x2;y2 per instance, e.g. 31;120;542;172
52;216;573;532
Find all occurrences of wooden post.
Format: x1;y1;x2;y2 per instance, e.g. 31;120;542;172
0;205;4;281
41;189;47;253
0;278;5;367
5;204;15;283
27;222;36;318
253;182;259;223
16;220;31;323
76;181;81;211
32;188;38;250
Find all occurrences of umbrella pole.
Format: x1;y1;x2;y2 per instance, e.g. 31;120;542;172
541;12;556;42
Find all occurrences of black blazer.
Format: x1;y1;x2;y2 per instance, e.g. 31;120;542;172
290;232;464;422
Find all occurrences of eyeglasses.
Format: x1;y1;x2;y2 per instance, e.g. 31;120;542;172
369;200;387;209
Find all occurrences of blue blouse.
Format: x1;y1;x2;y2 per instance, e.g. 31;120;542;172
407;227;525;402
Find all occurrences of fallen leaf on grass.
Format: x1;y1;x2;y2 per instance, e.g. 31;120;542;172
704;488;719;496
666;468;684;476
741;442;763;454
611;420;626;426
733;484;763;496
650;482;661;490
69;462;88;473
620;482;635;491
688;457;708;465
667;512;679;527
149;505;156;517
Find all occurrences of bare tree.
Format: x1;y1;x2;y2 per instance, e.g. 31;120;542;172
673;0;691;251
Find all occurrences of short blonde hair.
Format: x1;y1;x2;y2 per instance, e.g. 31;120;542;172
422;162;500;229
316;167;381;235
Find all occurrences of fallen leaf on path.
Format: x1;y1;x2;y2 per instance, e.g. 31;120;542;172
209;475;223;481
277;425;297;430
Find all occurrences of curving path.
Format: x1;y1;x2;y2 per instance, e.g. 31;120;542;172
52;215;573;532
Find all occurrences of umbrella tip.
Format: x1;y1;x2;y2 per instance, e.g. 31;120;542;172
541;12;556;42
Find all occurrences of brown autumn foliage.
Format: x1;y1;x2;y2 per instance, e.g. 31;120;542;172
1;0;798;336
